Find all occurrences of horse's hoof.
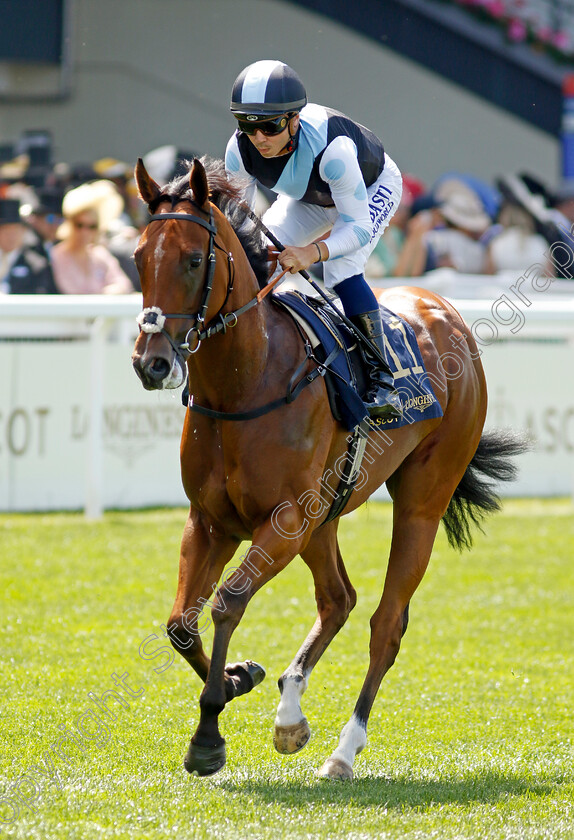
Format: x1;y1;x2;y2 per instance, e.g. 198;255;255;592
273;718;311;754
316;757;354;780
242;659;266;688
184;740;226;777
225;660;266;697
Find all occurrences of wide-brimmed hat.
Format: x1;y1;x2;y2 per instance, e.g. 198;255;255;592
439;189;491;234
495;173;553;227
142;146;178;185
0;155;29;183
93;157;132;180
142;145;199;185
0;198;23;226
57;179;124;238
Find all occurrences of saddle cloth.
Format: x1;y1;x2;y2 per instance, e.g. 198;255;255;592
272;290;444;432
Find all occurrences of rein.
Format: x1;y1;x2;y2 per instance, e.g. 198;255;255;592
137;204;324;421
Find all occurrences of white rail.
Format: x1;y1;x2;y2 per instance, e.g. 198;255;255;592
1;282;573;514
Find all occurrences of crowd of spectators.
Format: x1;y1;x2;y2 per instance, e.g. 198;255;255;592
1;136;573;296
0;143;160;296
365;169;574;281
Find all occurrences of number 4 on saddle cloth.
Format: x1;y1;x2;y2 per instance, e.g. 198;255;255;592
272;290;444;434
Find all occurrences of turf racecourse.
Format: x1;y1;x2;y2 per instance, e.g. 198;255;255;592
1;500;572;840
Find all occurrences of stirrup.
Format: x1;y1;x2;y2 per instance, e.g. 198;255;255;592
364;386;403;419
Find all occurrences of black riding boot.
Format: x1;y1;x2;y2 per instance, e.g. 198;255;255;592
350;309;402;419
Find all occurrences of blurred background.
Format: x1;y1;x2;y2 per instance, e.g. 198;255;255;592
2;0;574;513
0;0;570;187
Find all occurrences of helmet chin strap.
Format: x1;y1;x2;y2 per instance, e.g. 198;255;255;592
279;115;299;155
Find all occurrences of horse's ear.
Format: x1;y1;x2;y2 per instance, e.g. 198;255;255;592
134;158;161;206
189;158;210;208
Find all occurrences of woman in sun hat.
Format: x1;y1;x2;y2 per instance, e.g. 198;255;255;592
425;185;492;274
394;179;493;276
51;180;134;294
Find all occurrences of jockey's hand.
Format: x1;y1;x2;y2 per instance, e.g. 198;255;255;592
267;246;279;275
277;244;320;275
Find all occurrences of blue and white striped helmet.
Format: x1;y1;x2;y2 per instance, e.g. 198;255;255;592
230;60;307;116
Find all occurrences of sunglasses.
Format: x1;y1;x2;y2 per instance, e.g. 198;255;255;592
73;221;98;231
236;114;290;136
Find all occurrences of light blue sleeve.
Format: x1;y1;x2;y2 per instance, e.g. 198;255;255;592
318;135;373;259
224;133;258;210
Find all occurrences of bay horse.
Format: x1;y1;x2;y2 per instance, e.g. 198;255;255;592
132;156;522;780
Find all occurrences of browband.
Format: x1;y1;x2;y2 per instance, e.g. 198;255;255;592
147;212;217;234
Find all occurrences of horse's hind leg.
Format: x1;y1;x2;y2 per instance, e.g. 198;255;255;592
274;523;356;754
317;509;440;780
318;407;483;781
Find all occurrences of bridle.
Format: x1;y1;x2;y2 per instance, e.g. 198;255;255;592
137;206;236;366
136;197;348;422
136;203;288;367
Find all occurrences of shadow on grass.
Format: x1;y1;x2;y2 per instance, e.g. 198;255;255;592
218;772;553;810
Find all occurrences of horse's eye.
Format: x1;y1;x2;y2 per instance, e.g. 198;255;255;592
189;254;203;270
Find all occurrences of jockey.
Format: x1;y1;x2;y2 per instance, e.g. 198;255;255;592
225;59;402;419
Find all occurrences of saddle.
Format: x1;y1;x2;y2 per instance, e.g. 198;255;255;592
272;289;443;433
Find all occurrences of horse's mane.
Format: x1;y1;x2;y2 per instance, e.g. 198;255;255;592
162;156;269;289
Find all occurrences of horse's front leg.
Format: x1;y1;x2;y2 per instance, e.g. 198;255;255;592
274;523;357;754
185;514;307;776
167;508;239;686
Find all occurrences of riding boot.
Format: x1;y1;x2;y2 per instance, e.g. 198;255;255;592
350;309;402;419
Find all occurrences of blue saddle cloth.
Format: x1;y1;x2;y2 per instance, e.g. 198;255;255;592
273;290;443;432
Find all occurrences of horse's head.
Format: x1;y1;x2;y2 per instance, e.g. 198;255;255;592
131;157;222;391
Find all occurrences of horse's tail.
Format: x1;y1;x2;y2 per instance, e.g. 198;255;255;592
442;429;530;551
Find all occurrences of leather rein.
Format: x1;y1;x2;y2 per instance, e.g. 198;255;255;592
137;205;325;421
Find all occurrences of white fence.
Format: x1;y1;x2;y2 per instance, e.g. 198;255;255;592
1;275;574;515
0;295;186;517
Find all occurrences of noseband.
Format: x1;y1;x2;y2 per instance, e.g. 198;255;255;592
137;208;235;363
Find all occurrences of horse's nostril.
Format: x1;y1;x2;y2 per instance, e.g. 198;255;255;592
132;353;175;390
149;358;171;379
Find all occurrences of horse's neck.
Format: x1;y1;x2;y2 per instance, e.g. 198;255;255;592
188;227;273;409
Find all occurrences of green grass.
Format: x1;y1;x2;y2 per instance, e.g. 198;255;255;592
1;499;573;839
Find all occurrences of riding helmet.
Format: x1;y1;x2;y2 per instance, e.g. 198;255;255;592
230;60;307;116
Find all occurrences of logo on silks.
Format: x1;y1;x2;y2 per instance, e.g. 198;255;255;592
403;394;435;413
367;394;435;428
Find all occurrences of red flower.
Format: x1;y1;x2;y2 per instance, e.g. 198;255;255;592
507;17;527;42
484;0;506;19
